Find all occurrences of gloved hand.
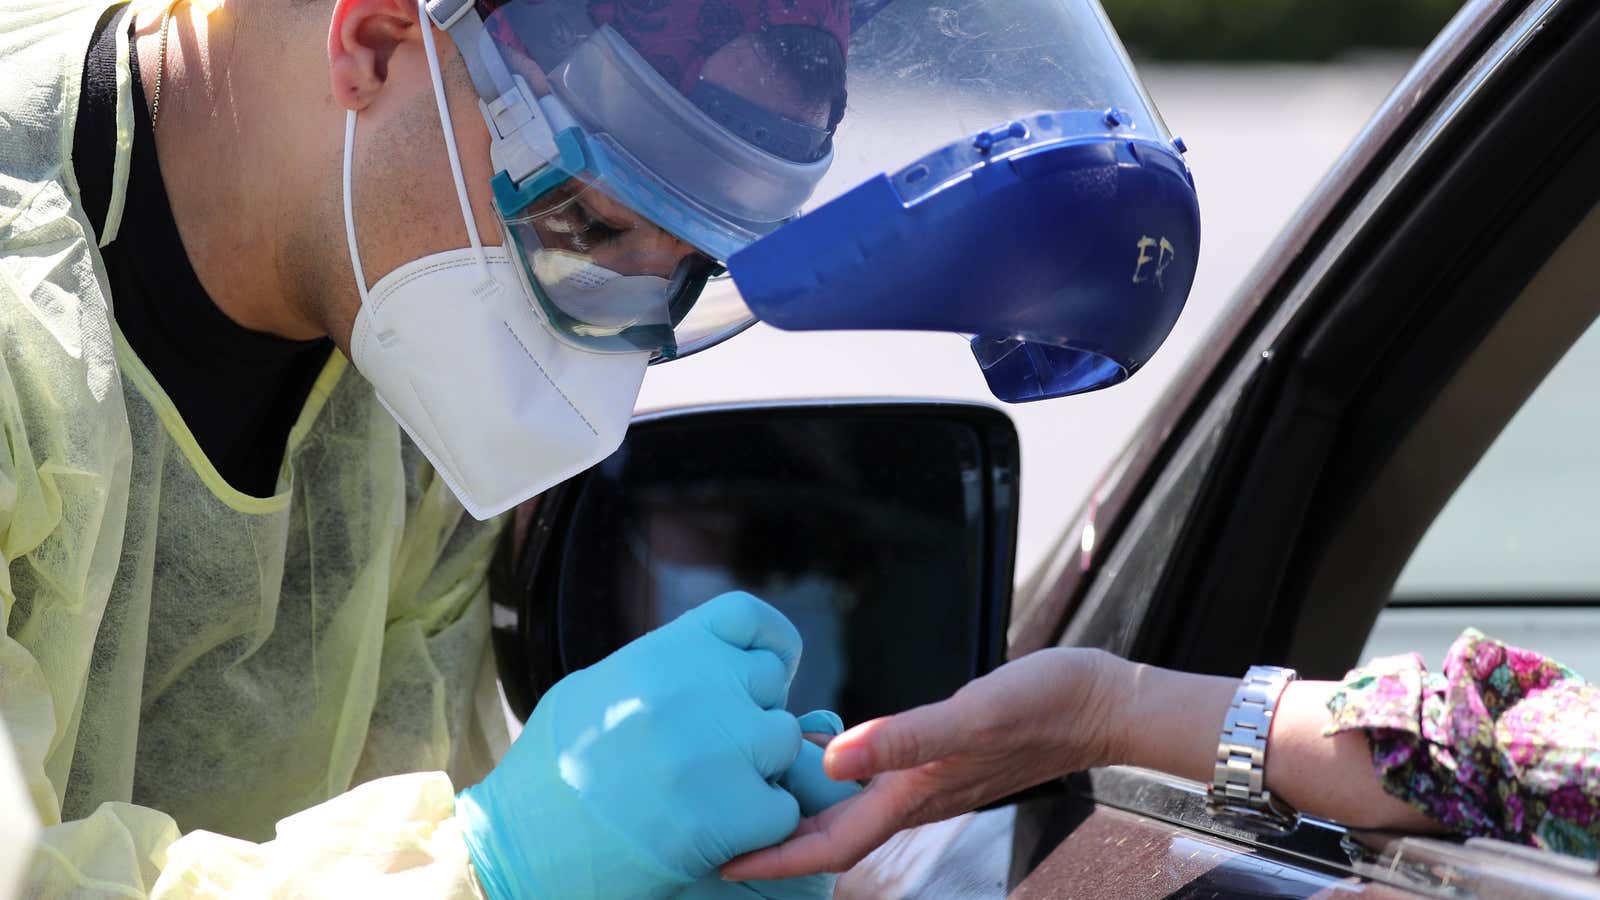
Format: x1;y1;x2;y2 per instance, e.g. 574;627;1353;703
677;710;863;900
458;592;808;900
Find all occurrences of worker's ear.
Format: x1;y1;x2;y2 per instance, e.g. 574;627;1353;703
328;0;424;110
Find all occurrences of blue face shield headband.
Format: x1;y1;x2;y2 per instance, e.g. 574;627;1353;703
428;0;1200;401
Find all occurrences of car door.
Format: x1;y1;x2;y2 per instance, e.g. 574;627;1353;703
986;0;1600;893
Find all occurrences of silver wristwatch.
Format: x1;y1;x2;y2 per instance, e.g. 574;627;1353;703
1206;664;1300;834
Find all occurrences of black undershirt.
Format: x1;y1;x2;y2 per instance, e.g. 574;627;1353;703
74;7;333;498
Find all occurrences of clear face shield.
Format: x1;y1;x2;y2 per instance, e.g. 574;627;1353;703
430;0;1198;399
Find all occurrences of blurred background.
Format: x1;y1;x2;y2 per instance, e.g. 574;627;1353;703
637;0;1469;583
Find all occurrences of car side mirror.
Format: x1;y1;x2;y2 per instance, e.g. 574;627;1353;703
491;401;1020;725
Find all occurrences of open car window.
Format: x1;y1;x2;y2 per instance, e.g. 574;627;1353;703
1363;314;1600;675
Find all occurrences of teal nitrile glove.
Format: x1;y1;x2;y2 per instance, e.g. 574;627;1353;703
779;711;862;817
458;592;808;900
677;710;863;900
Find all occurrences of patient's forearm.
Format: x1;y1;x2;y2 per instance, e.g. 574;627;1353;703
1116;665;1441;832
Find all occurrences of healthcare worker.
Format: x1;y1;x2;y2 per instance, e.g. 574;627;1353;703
0;0;1199;893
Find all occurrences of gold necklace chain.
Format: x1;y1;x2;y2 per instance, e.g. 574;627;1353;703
151;5;173;130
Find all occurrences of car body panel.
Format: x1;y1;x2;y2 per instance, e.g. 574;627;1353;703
1011;807;1407;900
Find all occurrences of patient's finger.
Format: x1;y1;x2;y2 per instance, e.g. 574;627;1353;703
720;775;913;881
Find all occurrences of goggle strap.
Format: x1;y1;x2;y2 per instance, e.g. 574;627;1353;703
484;88;534;139
423;0;474;32
443;9;521;112
481;78;560;186
418;0;494;287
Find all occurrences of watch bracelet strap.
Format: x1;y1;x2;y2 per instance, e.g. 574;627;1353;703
1208;664;1299;825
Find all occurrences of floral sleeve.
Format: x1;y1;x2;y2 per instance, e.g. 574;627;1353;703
1324;628;1600;859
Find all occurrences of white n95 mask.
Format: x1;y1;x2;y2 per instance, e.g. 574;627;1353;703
340;14;649;521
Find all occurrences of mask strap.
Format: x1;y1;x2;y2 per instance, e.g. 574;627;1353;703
342;2;494;309
418;0;494;286
343;109;371;307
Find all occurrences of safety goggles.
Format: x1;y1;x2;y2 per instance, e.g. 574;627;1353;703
429;0;1201;400
490;132;723;357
